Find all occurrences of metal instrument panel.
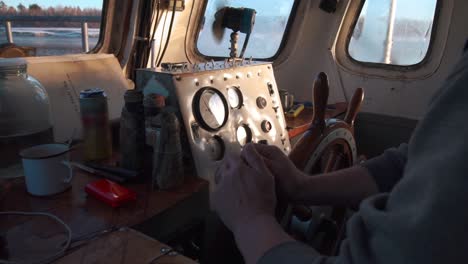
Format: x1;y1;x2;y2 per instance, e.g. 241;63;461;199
137;61;291;189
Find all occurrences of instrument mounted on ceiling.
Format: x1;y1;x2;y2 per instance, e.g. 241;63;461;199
212;6;257;59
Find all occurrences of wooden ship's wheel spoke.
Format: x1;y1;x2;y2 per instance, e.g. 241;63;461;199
281;72;365;255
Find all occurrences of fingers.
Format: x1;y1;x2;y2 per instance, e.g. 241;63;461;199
214;154;234;185
250;143;286;161
241;143;271;175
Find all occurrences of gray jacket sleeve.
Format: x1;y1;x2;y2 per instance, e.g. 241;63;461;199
361;143;408;192
258;144;407;263
258;52;468;264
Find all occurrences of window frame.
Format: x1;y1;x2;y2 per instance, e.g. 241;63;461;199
193;0;300;61
345;0;442;71
89;0;109;54
0;0;108;57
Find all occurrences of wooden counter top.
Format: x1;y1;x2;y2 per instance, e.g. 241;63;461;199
56;228;196;264
0;167;207;263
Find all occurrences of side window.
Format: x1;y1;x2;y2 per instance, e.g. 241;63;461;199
348;0;438;66
197;0;296;59
0;1;103;57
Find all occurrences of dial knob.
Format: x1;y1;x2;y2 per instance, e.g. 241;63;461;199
261;120;272;133
256;97;267;109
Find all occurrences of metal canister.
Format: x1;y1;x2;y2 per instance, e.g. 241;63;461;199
79;88;112;161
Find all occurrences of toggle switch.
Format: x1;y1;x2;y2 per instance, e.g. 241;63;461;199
267;82;275;96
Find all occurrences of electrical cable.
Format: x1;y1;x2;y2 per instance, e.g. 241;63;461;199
150;0;161;45
239;32;252;59
0;211;72;264
156;0;178;67
156;10;169;65
138;0;156;69
184;0;197;64
129;0;156;79
148;0;161;67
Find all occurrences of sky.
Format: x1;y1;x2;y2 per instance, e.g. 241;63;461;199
6;0;103;9
5;0;437;19
363;0;438;20
206;0;437;19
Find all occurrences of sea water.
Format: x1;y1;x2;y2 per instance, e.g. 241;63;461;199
0;27;100;56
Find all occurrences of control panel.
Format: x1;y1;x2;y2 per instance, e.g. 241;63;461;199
137;61;291;188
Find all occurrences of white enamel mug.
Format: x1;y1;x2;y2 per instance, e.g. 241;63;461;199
20;144;74;196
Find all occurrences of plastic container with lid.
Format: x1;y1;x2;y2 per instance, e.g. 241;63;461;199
0;59;53;171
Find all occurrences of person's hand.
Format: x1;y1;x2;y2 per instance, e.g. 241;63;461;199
211;143;277;233
251;144;307;203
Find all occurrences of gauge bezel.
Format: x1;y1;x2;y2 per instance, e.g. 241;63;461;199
208;135;226;161
227;86;243;109
236;124;253;146
192;87;229;132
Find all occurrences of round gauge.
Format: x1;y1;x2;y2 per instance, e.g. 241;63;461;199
236;124;252;147
193;87;229;131
227;87;243;109
207;136;225;161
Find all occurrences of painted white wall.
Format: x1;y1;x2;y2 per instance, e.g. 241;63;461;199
156;0;468;120
333;0;468;119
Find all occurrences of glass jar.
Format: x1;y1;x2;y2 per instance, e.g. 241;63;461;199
0;59;53;171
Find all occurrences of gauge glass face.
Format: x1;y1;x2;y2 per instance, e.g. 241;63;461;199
195;88;228;131
236;125;252;146
227;87;242;109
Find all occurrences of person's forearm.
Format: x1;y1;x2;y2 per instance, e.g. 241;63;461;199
295;165;379;208
233;214;294;264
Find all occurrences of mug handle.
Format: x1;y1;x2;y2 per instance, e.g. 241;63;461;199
61;160;75;183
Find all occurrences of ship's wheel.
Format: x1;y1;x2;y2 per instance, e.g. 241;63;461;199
279;72;364;255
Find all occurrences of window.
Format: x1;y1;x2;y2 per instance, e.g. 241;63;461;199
197;0;296;59
348;0;438;66
0;1;103;57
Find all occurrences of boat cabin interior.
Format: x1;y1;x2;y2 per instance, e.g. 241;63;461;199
1;0;467;263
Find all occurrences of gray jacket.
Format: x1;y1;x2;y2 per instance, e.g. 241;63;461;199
259;52;468;264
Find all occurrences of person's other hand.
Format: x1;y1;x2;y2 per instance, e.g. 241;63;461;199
252;144;306;203
211;143;277;233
